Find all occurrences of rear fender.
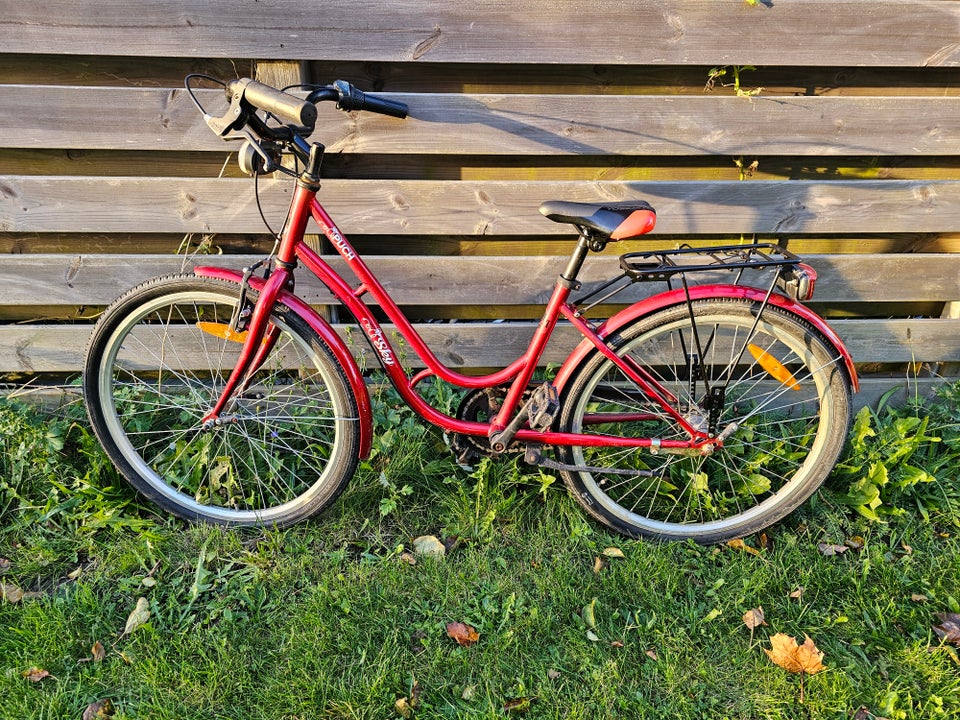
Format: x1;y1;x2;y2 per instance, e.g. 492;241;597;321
194;266;373;458
554;284;858;394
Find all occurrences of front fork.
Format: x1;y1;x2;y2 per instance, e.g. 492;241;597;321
201;264;290;424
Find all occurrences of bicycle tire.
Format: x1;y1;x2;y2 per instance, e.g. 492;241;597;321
83;275;360;527
558;298;851;542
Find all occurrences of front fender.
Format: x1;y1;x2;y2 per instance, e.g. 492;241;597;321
194;265;373;459
554;284;858;394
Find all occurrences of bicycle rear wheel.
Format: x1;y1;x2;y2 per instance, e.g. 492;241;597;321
559;299;851;542
83;275;360;527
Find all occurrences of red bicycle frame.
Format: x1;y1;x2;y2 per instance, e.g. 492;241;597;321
196;179;856;460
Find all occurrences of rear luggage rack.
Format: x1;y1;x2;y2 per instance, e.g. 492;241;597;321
573;242;817;316
619;243;800;281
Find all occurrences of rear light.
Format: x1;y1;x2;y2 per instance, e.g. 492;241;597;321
776;263;817;302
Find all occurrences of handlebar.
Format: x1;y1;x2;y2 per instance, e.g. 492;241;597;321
201;76;408;140
225;78;318;129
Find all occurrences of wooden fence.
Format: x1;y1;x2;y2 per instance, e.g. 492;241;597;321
1;0;959;401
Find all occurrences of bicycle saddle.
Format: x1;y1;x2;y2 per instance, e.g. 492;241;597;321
539;200;657;240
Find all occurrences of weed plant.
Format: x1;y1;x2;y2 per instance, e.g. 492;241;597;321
0;381;958;719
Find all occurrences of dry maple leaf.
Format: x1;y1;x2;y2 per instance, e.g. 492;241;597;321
764;633;825;703
446;621;479;647
764;633;825;675
933;613;960;646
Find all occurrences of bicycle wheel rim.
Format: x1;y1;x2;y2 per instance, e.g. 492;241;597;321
564;304;846;539
95;288;354;525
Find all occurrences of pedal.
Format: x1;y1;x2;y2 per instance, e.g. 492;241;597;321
527;382;559;432
489;381;560;453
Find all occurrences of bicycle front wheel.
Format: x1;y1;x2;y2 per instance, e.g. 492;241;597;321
559;299;851;542
83;275;360;527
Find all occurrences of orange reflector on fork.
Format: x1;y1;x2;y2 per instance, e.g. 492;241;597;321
747;344;801;391
196;322;248;343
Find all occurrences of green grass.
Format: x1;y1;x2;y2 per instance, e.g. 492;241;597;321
1;383;959;719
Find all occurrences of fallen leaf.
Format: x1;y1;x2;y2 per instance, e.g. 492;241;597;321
79;640;106;664
122;597;150;636
610;640;625;648
851;707;871;720
942;645;960;666
412;535;445;558
742;607;767;630
1;582;23;603
900;541;913;555
933;612;960;646
446;621;479;647
703;607;722;622
817;542;849;556
645;648;659;661
399;552;417;566
547;669;561;680
0;557;10;572
764;633;826;675
82;699;115;720
845;536;865;551
395;697;413;719
22;666;50;682
503;697;536;714
789;587;805;600
66;566;83;580
592;556;606;574
582;598;597;629
586;630;600;642
910;593;929;603
727;538;761;556
140;577;157;588
461;684;477;700
602;547;625;559
759;533;773;552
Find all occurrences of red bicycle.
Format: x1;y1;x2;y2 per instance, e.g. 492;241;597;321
83;77;856;542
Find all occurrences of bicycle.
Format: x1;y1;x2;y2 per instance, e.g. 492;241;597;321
82;76;857;542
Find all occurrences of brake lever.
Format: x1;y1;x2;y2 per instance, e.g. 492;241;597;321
204;90;248;137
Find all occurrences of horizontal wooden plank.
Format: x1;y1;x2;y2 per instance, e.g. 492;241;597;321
12;376;954;414
4;177;960;235
4;86;959;156
2;1;959;66
6;56;960;99
2;318;957;373
0;254;957;307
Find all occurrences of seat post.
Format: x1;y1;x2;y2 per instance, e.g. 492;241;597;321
561;230;592;285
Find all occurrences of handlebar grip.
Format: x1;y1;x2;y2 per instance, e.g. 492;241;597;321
226;78;318;129
333;80;408;119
